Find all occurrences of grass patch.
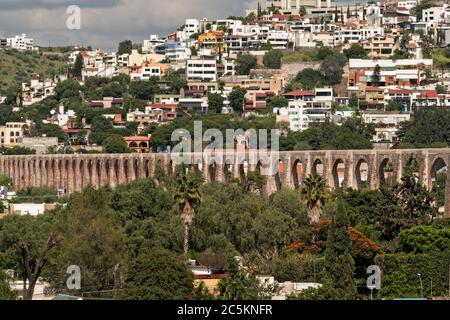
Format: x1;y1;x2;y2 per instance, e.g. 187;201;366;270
432;49;450;70
0;50;68;94
282;48;321;63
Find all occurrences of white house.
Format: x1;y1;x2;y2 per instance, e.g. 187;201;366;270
21;79;56;106
7;33;35;51
186;59;217;82
275;88;333;132
335;27;383;44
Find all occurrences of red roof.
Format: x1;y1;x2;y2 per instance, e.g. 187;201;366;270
388;88;411;94
125;136;151;142
366;87;384;92
284;90;314;97
418;90;438;99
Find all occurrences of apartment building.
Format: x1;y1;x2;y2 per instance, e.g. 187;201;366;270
361;36;397;58
348;59;433;89
80;50;117;80
397;1;417;10
275;88;333;131
267;31;290;49
7;34;35;51
220;73;285;95
142;35;166;54
362;110;410;142
244;91;276;111
129;61;169;80
265;0;333;11
0;122;32;148
165;47;191;62
186;59;217;82
423;6;446;27
88;97;124;110
21;79;56;106
198;31;226;53
335;27;383;44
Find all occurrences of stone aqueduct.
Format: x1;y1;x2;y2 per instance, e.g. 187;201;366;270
0;148;449;215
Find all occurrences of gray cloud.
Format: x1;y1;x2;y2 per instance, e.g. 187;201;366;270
0;0;121;10
0;0;360;50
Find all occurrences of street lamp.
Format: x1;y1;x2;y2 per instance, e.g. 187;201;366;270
418;273;423;298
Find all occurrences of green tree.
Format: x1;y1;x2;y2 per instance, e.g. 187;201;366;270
263;50;283;69
71;53;83;79
397;225;450;254
299;6;307;16
0;174;12;186
267;95;288;110
301;175;328;225
48;189;125;293
294;68;323;89
0;214;59;300
371;64;381;86
228;87;247;113
218;271;265;300
129;78;159;100
120;249;194;300
174;172;203;256
323;197;356;299
36;123;68;142
343;44;368;59
0;270;17;300
236;54;257;75
207;93;224;114
103;135;130;154
320;53;346;85
118;40;133;55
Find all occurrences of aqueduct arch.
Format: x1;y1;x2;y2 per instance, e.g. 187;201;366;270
0;149;448;216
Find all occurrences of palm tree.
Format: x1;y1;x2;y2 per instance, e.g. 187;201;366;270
301;174;328;225
174;171;203;257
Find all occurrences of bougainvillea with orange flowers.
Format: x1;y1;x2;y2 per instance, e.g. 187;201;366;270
285;220;383;261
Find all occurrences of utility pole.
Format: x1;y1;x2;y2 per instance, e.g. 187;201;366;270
418;273;423;298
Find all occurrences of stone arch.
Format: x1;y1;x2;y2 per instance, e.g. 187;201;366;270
133;158;140;180
144;159;150;177
379;157;394;186
292;159;304;189
355;158;369;190
208;161;217;182
430;157;447;214
223;159;233;183
239;160;248;182
114;160;120;184
87;160;94;186
274;159;283;192
124;159;129;183
168;159;174;176
312;158;324;176
79;159;85;190
332;159;345;189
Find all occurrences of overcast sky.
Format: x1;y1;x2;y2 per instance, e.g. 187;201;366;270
0;0;361;51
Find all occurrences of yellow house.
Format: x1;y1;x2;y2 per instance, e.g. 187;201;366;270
197;31;226;53
0;122;31;148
